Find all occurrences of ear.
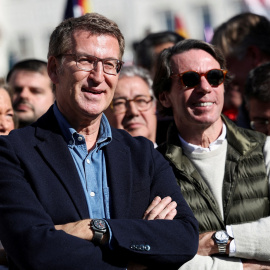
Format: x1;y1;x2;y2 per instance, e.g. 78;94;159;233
159;91;172;108
47;56;59;84
246;46;264;67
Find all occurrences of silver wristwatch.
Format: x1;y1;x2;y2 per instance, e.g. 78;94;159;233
213;230;229;254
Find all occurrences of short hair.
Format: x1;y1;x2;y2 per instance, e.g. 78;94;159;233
134;31;184;71
245;62;270;104
211;12;270;59
119;65;155;100
48;12;125;59
6;59;48;82
153;39;227;116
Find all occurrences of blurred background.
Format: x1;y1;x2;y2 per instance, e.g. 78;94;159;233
0;0;269;77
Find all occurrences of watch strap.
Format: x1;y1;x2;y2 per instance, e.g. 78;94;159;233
217;243;227;254
92;230;103;245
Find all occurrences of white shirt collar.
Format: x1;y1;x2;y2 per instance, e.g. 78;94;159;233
178;123;227;153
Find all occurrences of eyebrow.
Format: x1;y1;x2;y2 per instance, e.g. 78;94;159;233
75;52;119;61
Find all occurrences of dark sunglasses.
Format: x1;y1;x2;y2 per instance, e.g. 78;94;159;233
171;69;228;88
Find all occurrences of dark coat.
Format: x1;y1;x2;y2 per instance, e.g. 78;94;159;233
0;107;198;270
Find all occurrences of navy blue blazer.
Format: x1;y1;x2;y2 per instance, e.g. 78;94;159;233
0;107;198;270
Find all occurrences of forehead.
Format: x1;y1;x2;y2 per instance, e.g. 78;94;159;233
9;70;51;86
72;30;121;58
171;49;221;73
0;88;12;105
115;76;150;97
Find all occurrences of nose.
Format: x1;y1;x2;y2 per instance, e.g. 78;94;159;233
88;61;105;83
125;101;139;117
197;76;212;93
15;87;30;100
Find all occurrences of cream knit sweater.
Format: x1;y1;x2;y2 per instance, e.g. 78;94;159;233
179;136;270;270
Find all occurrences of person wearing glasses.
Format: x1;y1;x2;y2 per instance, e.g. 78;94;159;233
0;13;198;270
244;62;270;136
153;39;270;269
105;65;157;146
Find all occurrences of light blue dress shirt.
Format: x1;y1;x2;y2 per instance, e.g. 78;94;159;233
53;103;112;219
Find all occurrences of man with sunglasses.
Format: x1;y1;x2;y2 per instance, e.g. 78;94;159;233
0;13;198;270
153;39;270;269
105;65;157;146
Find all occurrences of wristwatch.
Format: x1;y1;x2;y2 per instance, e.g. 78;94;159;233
213;230;230;254
90;219;107;245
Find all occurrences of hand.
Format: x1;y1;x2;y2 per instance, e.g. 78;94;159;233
143;196;177;220
197;231;219;256
243;259;270;270
55;219;93;241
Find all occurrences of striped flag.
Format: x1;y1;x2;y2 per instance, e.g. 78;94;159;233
174;15;189;38
64;0;92;19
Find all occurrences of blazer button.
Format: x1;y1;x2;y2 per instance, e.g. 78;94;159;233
144;245;150;251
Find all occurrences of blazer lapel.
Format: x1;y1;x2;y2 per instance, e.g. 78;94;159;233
34;108;89;220
105;129;132;218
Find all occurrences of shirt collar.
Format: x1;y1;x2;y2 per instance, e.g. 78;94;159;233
53;102;112;149
179;123;227;153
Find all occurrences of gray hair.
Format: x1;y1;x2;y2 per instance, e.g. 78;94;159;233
119;65;155;101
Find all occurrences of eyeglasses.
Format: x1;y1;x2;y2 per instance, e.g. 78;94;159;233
250;120;270;133
171;69;228;88
110;95;154;114
60;54;124;75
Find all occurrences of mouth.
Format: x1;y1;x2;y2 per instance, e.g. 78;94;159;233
15;104;32;112
124;122;142;130
82;87;105;95
193;102;214;107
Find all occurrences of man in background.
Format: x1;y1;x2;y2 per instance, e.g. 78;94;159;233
7;59;54;128
245;62;270;135
134;31;185;144
105;65;157;146
211;12;270;128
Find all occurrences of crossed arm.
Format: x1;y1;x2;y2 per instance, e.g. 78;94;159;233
55;196;177;244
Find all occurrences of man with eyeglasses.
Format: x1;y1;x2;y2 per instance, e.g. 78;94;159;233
0;13;198;270
153;39;270;269
105;65;157;147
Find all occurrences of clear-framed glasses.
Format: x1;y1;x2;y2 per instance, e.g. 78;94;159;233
60;54;124;75
170;69;228;88
110;95;154;114
250;119;270;133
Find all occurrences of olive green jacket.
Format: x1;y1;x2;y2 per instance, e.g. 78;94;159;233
158;116;269;233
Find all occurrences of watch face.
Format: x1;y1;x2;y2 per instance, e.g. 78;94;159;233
93;219;107;230
215;230;229;241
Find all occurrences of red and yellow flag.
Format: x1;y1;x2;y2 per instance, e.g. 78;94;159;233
64;0;92;19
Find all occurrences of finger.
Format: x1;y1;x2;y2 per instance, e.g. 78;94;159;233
144;196;172;220
143;196;161;219
163;208;177;220
154;201;177;220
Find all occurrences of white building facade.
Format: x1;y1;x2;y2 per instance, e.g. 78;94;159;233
0;0;252;77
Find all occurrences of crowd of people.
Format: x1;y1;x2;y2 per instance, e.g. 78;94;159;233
0;10;270;270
